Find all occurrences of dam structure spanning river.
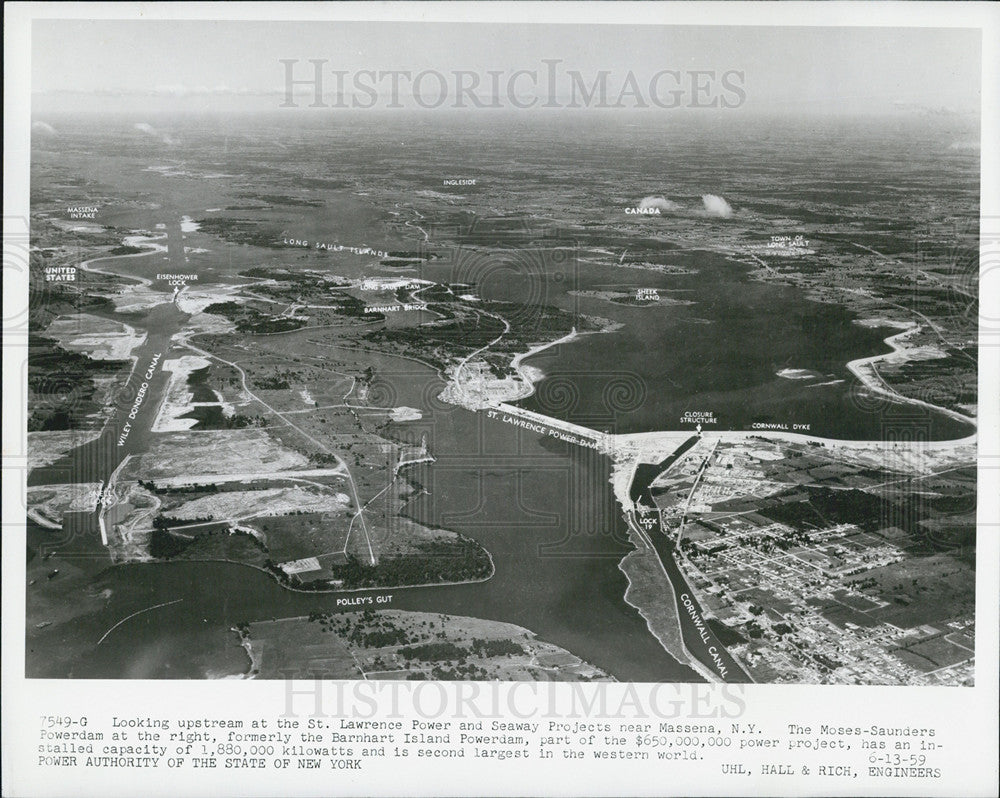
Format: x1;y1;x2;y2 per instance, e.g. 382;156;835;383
26;201;975;683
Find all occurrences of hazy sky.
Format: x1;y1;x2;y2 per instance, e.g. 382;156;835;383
32;21;982;115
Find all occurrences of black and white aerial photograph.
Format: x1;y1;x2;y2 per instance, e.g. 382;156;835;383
23;17;984;689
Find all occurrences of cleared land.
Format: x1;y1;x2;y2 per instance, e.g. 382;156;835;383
44;313;146;360
122;429;309;480
27;483;102;528
238;610;612;681
27;430;102;471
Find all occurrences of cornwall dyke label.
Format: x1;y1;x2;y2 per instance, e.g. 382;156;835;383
750;422;811;431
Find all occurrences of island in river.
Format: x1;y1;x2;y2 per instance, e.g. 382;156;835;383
25;112;977;686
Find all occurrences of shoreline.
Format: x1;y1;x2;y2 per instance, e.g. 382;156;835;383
77;232;168;289
604;419;975;685
107;547;497;596
614;426;977;454
234;608;616;682
509;328;583;384
617;543;718;684
26;508;62;530
442;321;620;410
38;226;977;686
230;625;259;679
508;323;622;402
845;320;976;427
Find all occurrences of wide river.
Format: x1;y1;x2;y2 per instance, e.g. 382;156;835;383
27;409;695;682
26;235;973;682
494;249;974;441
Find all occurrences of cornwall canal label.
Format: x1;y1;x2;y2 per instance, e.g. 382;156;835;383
679;592;730;679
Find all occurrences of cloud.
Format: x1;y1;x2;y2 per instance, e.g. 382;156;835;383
32;120;58;136
134;122;174;145
701;194;734;218
638;195;681;213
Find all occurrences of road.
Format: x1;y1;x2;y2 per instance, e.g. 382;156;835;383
178;337;376;566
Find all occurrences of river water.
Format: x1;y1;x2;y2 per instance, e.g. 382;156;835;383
506;250;973;441
26;180;973;681
27;407;699;682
